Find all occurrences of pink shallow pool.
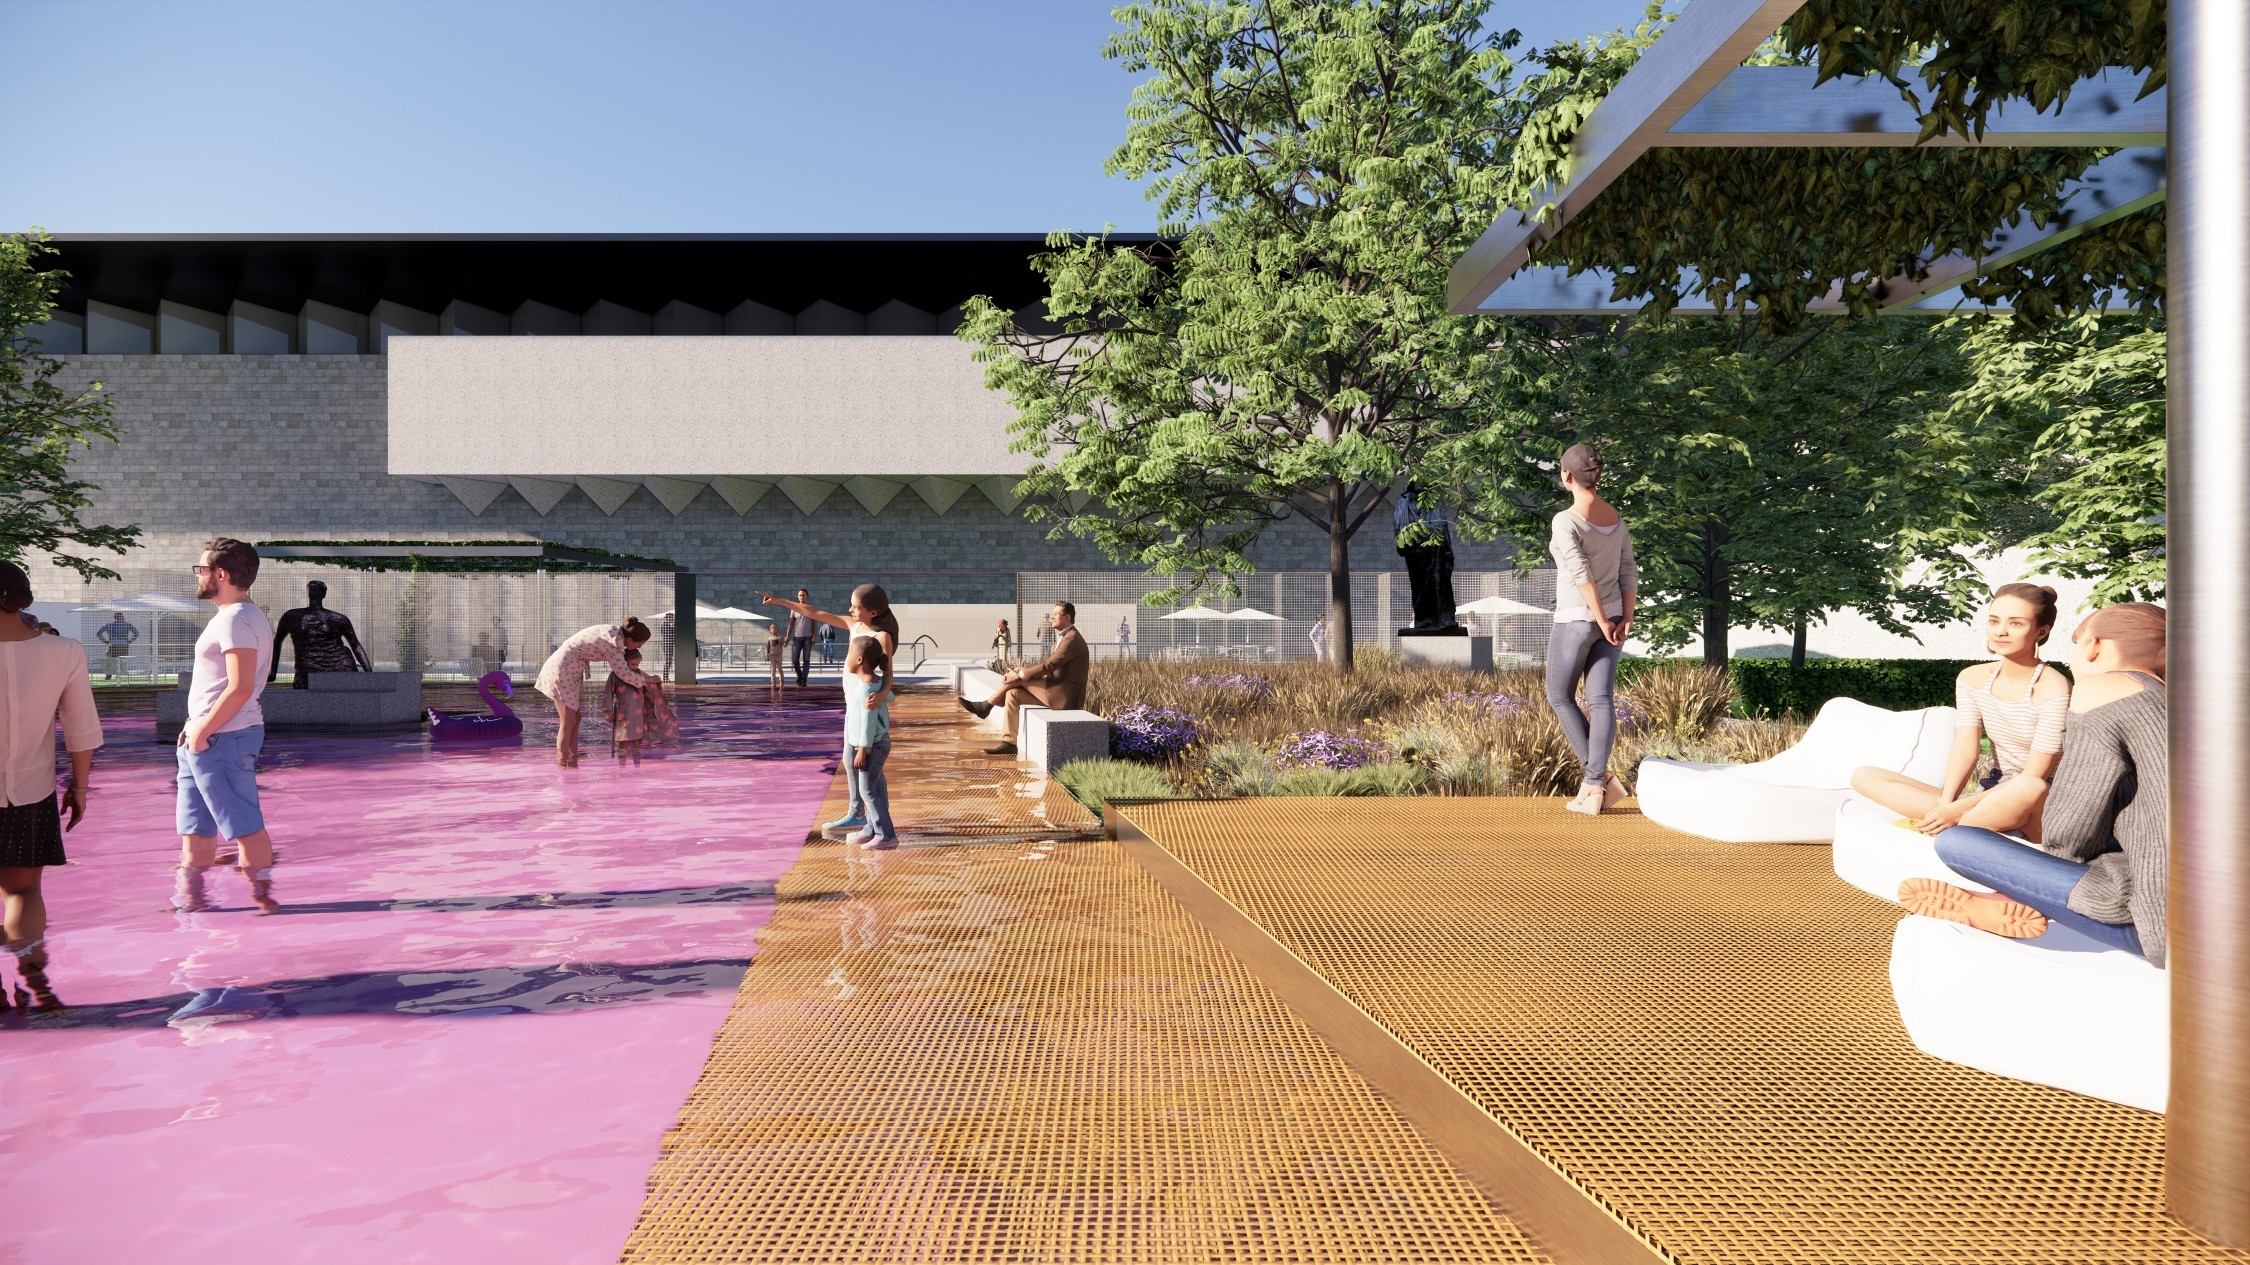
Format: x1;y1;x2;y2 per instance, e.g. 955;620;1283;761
1;690;842;1265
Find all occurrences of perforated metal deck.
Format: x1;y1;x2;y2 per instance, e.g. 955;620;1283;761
1119;798;2250;1265
620;834;1548;1263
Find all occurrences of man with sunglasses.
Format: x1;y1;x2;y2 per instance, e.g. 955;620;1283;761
173;537;281;915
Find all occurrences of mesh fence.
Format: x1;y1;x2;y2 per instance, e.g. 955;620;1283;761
1014;569;1559;665
47;564;677;684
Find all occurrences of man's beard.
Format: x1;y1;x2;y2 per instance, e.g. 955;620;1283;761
196;575;219;601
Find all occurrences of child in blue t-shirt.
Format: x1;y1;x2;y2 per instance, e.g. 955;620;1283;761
841;635;896;848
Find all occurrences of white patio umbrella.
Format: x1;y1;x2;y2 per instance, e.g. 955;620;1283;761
1455;596;1548;617
70;593;207;614
1225;605;1284;658
1160;605;1230;646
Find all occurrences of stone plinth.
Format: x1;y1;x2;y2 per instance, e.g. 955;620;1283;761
158;671;425;738
1022;709;1111;773
1396;635;1493;672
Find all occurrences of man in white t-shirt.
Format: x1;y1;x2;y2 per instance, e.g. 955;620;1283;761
173;537;281;915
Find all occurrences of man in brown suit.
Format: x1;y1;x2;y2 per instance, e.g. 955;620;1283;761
961;601;1088;756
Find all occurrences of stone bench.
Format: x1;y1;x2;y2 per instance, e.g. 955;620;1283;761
1021;708;1111;773
956;666;1008;732
158;671;425;738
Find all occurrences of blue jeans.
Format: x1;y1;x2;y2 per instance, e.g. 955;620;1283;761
845;739;895;842
1545;620;1622;787
1934;826;2145;958
176;725;266;839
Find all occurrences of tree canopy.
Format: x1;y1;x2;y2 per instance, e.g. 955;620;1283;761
1;230;140;583
958;0;1542;667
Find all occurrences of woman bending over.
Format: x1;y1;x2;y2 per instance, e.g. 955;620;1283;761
1899;603;2167;963
1851;583;2070;839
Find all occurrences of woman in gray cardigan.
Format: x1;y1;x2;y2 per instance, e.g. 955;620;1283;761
1904;603;2168;964
1545;444;1638;815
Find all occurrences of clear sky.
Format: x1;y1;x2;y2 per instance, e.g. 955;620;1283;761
5;0;1657;233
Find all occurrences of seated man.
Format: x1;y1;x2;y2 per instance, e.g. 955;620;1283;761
961;601;1088;756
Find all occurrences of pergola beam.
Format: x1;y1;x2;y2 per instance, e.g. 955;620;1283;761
1446;0;1802;314
1666;66;2165;147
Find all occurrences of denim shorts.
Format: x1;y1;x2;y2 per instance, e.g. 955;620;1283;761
176;725;266;839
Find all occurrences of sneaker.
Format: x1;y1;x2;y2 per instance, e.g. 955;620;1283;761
860;835;898;851
825;814;868;832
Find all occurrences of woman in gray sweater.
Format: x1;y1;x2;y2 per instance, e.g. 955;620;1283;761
1545;443;1638;815
1902;603;2168;964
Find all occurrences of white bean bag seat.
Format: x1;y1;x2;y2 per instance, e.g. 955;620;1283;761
1890;915;2167;1112
1831;793;1991;902
1637;697;1957;843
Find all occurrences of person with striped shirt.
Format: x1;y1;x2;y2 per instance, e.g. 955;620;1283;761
1850;583;2071;838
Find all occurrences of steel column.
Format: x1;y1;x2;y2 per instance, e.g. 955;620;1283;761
673;572;697;686
2168;0;2250;1245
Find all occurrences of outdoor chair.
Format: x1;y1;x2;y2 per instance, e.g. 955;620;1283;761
1890;914;2167;1112
1635;697;1957;843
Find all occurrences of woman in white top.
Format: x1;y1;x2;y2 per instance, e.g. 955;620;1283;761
0;562;103;1011
1545;444;1638;815
1851;583;2070;837
535;618;655;768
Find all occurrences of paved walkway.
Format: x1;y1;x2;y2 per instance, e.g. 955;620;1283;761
3;688;841;1265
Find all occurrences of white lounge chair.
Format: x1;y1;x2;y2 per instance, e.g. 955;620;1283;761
1831;793;1994;903
1890;915;2167;1112
1636;697;1956;843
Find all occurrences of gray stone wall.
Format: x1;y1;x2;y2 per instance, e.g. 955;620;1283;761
45;354;1510;604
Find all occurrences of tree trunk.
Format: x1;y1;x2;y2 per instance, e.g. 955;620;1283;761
1790;611;1808;670
1327;482;1355;670
1700;524;1729;668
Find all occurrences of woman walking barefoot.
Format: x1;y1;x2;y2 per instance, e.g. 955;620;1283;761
535;618;655;768
0;562;103;1012
1544;444;1637;815
1850;583;2070;839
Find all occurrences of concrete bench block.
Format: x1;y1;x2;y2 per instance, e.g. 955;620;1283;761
1022;708;1110;773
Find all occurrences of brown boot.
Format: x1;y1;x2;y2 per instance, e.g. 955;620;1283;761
240;865;282;916
172;865;215;913
1898;879;2048;939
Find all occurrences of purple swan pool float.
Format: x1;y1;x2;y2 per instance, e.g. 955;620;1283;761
428;671;523;741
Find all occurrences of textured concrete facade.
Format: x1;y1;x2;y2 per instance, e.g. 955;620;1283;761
48;355;1502;606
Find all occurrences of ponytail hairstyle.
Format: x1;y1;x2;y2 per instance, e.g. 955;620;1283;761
1991;582;2060;646
620;616;653;646
2075;602;2167;679
853;583;901;645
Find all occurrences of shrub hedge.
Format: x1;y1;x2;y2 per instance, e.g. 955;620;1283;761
1618;657;2073;717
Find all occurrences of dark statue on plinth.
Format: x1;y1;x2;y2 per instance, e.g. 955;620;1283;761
271;580;373;688
1394;482;1464;637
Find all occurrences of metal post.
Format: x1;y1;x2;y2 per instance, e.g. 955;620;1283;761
673;572;697;687
2169;0;2250;1245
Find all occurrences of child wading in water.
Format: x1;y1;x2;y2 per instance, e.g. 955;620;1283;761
765;622;785;698
842;635;896;849
605;648;679;764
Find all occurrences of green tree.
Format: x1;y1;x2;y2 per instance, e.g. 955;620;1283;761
1947;313;2165;603
1470;317;1986;666
958;0;1547;669
1;229;140;581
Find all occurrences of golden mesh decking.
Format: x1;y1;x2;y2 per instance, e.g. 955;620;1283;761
1119;798;2250;1265
806;686;1102;844
620;834;1548;1263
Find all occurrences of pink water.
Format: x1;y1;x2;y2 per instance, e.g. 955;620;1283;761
0;691;843;1265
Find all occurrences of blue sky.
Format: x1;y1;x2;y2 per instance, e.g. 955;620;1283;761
5;0;1657;233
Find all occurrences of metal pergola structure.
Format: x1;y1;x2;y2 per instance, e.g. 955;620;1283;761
1449;0;2245;1250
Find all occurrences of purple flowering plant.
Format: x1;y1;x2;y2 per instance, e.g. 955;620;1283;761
1110;703;1203;762
1274;729;1385;771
